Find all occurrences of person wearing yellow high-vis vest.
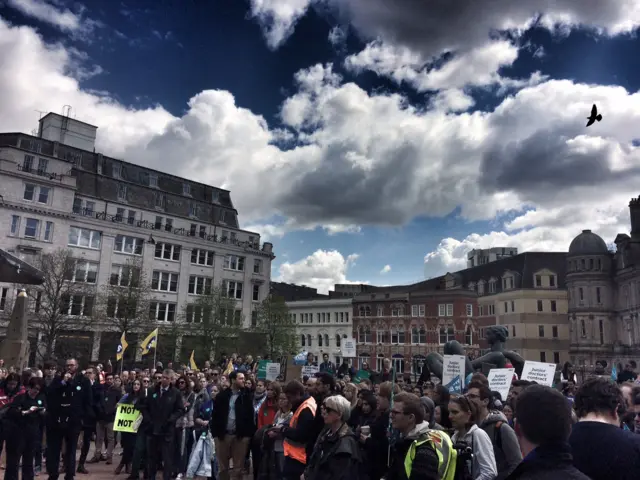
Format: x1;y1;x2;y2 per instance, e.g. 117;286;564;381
276;380;318;480
388;392;457;480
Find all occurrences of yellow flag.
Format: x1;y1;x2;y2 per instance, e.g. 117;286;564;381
139;328;158;356
116;332;128;361
223;358;234;375
189;350;198;371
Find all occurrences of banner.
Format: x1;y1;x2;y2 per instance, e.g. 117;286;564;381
341;338;357;358
521;361;556;387
301;365;319;379
445;375;462;394
353;369;370;384
442;355;466;388
266;363;281;381
114;404;142;433
487;368;515;402
257;360;269;380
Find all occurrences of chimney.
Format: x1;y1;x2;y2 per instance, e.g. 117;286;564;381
630;196;640;239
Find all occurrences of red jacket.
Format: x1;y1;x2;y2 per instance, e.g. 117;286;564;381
257;398;278;429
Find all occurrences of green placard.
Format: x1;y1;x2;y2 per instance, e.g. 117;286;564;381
353;370;370;384
257;360;269;380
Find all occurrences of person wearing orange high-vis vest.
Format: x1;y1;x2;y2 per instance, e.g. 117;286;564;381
278;380;318;480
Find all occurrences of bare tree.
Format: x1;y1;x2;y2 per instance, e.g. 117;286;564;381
19;248;94;362
255;295;297;360
184;284;243;359
94;257;153;336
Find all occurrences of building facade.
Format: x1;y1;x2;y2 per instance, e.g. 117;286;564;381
467;247;518;268
567;199;640;371
0;112;274;363
352;290;480;378
287;298;353;365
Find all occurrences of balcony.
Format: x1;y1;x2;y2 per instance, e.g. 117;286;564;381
71;207;266;253
17;163;67;181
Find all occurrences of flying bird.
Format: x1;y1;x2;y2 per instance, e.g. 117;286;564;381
586;104;602;127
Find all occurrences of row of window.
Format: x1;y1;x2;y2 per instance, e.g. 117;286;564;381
10;215;54;242
568;257;603;273
355;325;474;345
357;303;473;318
294;311;350;324
301;333;349;348
468;273;558;295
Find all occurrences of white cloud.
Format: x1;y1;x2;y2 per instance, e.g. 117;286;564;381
6;0;99;38
277;249;365;294
248;0;314;49
328;25;347;47
380;264;391;274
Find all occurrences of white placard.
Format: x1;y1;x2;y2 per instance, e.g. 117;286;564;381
521;361;556;387
442;355;466;387
341;338;357;358
301;365;319;378
487;368;515;402
265;363;281;381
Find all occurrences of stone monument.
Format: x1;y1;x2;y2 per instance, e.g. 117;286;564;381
0;249;44;370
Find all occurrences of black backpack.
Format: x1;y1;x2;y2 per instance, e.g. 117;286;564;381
452;438;474;480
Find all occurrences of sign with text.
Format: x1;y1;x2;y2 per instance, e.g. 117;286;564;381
114;404;142;433
487;368;515;402
301;365;319;379
256;360;269;380
341;338;357;358
521;361;556;387
445;375;462;394
265;363;281;381
442;355;466;388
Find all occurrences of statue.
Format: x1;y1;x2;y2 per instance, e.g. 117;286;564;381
425;325;525;380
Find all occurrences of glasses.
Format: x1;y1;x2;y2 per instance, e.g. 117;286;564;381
143;379;150;383
466;393;481;400
321;405;337;414
178;380;186;384
154;376;162;380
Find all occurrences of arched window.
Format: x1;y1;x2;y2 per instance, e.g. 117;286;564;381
307;334;312;347
301;334;306;347
439;325;455;344
335;334;341;347
377;328;389;344
465;325;473;345
318;334;323;347
376;354;385;371
364;326;372;343
392;354;405;373
324;334;330;347
358;327;366;343
359;306;371;317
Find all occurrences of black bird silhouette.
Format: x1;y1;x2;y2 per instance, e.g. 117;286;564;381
586;104;602;127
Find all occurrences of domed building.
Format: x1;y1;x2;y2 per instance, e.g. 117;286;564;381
567;199;640;373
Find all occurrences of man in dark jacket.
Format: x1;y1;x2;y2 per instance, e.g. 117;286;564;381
138;369;184;480
210;370;255;480
77;366;100;474
318;354;335;374
506;385;589;480
89;372;122;464
45;357;93;480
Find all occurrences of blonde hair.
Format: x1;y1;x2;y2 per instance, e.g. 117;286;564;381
344;383;358;407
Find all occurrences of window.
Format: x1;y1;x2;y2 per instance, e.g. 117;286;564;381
110;265;140;287
61;294;94;316
599;319;604;344
165;218;173;232
252;284;260;301
358;326;372;343
24;218;39;238
537;300;543;312
149;302;176;322
223;309;242;326
23;155;33;171
199;226;206;239
0;288;7;311
580;319;586;337
550;300;557;312
67;260;98;283
552;325;558;338
190;224;197;236
155;192;165;209
596;287;601;304
117;184;127;200
253;259;263;274
151;271;178;292
185;305;206;323
419;305;425;316
191;249;214;266
224;255;245;271
503;276;514;290
251;310;258;327
301;334;306;347
391;327;405;344
539;351;546;362
358;306;371;317
154;216;163;230
511;325;516;338
391;307;401;317
504;302;508;313
307;335;312;347
411;326;426;344
224;280;243;299
465;325;473;345
510;300;515;312
149;174;158;187
466;304;473;316
68;227;101;249
37;157;48;173
412;305;419;317
538;325;545;337
107;297;137;319
189;202;197;217
188;276;212;295
446;304;453;316
113;163;122;178
535;275;542;287
318;334;323;347
23;183;35;201
553;352;560;364
377;306;384;317
439;325;455;344
155;243;181;261
10;215;20;235
579;287;584;301
438;304;446;316
183;183;191;195
549;276;556;287
114;235;144;255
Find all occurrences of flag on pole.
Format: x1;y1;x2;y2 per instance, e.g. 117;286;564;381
116;332;128;361
189;350;198;371
140;328;158;356
223;358;234;375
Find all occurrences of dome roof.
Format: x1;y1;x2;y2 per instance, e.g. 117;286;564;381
568;230;608;255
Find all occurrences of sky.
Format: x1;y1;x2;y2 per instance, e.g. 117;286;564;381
1;0;640;294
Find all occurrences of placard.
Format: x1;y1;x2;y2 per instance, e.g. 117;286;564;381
341;338;357;358
301;365;319;379
442;355;466;388
521;361;556;387
114;404;142;433
265;362;281;381
256;360;269;380
487;368;515;402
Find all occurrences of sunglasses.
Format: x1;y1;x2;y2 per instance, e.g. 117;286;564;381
321;404;337;414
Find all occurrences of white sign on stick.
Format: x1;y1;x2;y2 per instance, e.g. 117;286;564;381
301;365;319;379
341;338;357;358
487;368;515;402
442;355;466;387
265;363;281;381
521;361;556;387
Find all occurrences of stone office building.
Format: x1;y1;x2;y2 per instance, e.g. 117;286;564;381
0;112;274;364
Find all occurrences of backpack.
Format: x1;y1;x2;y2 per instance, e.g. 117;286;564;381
493;421;503;450
452;434;474;480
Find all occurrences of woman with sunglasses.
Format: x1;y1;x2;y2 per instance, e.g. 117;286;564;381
303;395;364;480
449;396;497;480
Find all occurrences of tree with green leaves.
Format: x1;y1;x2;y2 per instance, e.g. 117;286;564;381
183;284;243;360
19;248;95;362
255;295;297;360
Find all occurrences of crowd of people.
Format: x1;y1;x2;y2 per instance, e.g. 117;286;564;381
0;354;638;480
